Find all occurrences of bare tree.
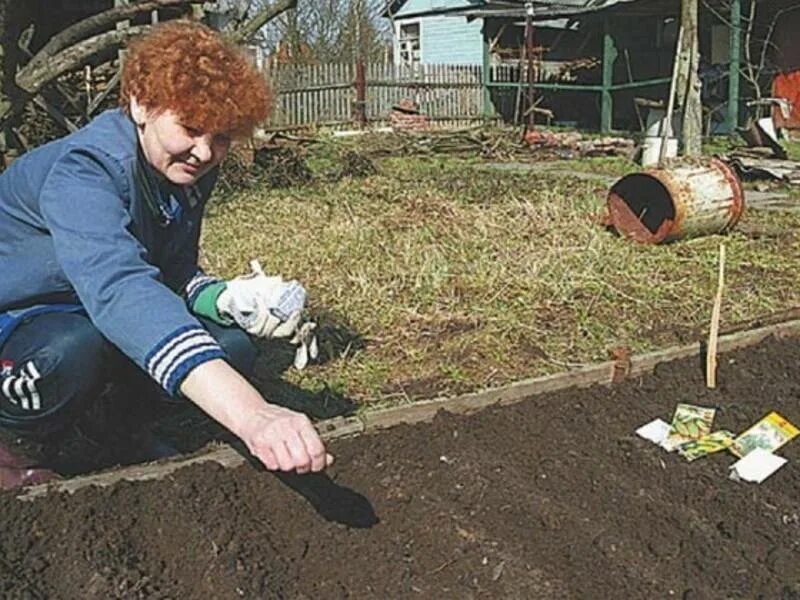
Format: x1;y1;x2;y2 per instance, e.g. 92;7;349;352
0;0;299;155
251;0;391;64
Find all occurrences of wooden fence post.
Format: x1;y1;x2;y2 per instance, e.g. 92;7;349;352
354;59;366;126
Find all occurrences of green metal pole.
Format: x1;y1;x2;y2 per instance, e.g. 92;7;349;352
601;17;618;133
727;0;741;133
482;23;494;119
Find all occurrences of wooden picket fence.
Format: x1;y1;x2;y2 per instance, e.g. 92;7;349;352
264;62;486;130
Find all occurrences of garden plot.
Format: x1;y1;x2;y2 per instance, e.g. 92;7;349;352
202;151;800;408
3;332;800;599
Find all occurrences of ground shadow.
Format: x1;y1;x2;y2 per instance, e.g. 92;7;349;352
228;437;379;529
255;308;368;375
273;471;379;529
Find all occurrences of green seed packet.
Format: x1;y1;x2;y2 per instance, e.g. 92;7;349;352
730;412;800;458
677;430;735;461
662;403;716;452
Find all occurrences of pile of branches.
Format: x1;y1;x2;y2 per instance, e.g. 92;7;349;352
217;143;378;193
353;128;524;160
253;146;314;188
337;149;378;179
351;127;636;162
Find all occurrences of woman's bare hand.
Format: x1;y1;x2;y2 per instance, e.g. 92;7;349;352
239;404;333;473
180;359;334;474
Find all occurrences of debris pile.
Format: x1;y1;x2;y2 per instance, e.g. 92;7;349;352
253;146;314;188
523;129;636;158
721;113;800;186
725;154;800;186
336;149;377;179
216;147;262;193
353;127;635;161
389;99;430;132
218;142;378;193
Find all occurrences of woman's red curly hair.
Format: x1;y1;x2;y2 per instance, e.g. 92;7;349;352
120;20;270;138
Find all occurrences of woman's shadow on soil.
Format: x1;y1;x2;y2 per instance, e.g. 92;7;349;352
246;313;378;529
263;468;379;529
153;313;379;528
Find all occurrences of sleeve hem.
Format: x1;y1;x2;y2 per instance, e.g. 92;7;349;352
145;324;225;394
185;272;223;305
165;347;227;396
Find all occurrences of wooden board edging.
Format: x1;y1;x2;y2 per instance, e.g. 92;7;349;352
18;318;800;501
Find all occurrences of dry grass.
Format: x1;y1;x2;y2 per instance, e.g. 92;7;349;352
202;149;800;406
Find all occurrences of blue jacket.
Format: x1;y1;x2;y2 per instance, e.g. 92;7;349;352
0;109;226;395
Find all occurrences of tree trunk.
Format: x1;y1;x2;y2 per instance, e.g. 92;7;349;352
679;0;702;156
229;0;298;44
0;1;10;117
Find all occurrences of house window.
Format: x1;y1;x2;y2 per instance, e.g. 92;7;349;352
398;23;421;65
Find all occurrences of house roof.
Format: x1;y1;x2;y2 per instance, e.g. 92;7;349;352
451;0;649;20
381;1;486;19
381;0;650;20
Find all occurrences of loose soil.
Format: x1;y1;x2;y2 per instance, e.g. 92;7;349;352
3;335;800;599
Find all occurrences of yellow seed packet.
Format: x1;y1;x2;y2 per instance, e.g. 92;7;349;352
677;430;735;461
662;403;716;452
730;412;800;458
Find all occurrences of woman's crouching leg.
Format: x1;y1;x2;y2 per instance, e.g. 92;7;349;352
0;312;110;434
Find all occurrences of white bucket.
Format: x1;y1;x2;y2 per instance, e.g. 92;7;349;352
645;108;683;138
641;136;678;166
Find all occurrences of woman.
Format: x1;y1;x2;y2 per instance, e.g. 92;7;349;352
0;21;331;489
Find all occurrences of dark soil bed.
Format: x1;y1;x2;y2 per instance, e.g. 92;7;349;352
3;336;800;599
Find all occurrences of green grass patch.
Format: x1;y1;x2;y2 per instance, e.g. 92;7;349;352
203;152;800;406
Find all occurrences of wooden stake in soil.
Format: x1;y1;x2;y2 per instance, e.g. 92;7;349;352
706;243;726;388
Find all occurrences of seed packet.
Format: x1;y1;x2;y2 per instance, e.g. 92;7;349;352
661;403;716;452
730;412;799;458
677;430;735;461
729;448;788;484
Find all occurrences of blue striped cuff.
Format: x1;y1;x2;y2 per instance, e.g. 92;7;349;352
145;325;225;395
185;272;223;306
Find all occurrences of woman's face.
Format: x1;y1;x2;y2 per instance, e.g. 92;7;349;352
134;104;232;185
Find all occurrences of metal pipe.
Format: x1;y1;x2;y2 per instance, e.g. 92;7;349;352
727;0;742;132
524;1;535;131
659;24;684;166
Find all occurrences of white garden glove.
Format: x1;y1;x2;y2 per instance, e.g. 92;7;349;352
291;321;320;370
216;260;318;369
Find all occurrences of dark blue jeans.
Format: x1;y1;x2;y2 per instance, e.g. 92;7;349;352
0;312;256;432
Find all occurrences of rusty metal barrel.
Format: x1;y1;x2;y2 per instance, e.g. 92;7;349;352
607;158;745;244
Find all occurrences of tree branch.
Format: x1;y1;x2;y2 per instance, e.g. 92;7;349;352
16;27;149;94
33;0;199;61
230;0;298;44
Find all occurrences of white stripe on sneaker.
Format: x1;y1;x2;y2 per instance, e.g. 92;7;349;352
14;376;28;410
2;376;17;406
24;362;41;411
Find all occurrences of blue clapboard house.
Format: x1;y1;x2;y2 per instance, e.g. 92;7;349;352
383;1;486;65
